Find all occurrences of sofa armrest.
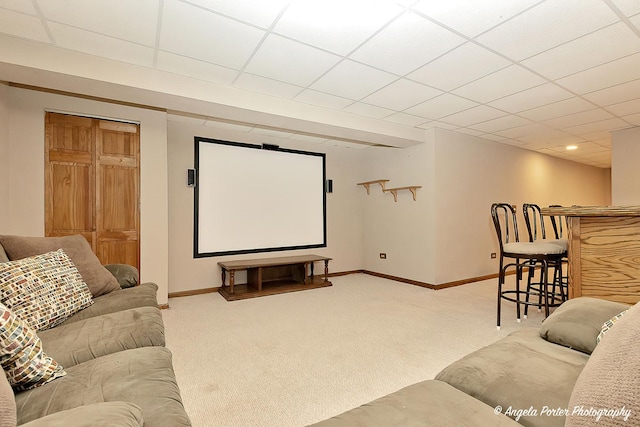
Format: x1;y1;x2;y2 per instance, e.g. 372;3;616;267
104;264;139;289
20;402;143;427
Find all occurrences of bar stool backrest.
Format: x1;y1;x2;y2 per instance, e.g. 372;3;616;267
491;203;520;253
523;203;546;242
548;204;567;239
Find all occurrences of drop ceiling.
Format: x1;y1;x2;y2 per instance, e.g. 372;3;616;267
2;0;640;167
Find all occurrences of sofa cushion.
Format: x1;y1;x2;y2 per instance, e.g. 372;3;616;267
0;235;119;297
103;264;139;288
0;302;66;391
596;308;628;344
38;307;165;368
14;346;191;427
19;402;143;427
0;244;8;264
565;301;640;426
435;327;589;427
0;369;16;427
310;380;520;427
59;282;159;325
539;297;630;355
0;250;94;331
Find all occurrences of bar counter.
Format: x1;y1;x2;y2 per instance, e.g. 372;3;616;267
541;205;640;304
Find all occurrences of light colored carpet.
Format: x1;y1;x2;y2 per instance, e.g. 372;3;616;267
162;273;546;427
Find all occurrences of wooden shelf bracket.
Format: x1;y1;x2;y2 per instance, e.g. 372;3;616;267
356;179;389;194
383;186;422;202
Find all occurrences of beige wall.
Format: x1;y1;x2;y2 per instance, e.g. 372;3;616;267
611;127;640;205
167;119;364;293
359;139;436;284
433;128;611;285
0;83;9;231
4;86;170;304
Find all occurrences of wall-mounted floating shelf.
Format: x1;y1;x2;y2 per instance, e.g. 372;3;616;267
357;179;421;202
356;179;389;194
383;186;422;202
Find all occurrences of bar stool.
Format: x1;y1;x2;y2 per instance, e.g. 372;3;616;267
523;203;569;313
491;203;567;330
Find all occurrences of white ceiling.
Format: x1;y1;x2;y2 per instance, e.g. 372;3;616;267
2;0;640;167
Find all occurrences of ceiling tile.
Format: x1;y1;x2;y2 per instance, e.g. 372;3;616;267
417;120;458;130
49;23;155;66
383;112;428;126
606;98;640;116
583;79;640;106
0;8;49;42
274;0;402;56
518;97;598;122
294;89;354;110
156;51;237;85
408;42;511;91
288;134;328;144
361;79;442;111
38;0;159;45
557;53;640;94
342;102;395;119
476;0;619;60
623;113;640;125
440;105;506;126
160;0;264;69
495;122;556;139
412;0;541;38
245;34;341;87
488;83;573;113
310;60;397;100
469;115;532;133
233;73;302;98
249;127;294;138
609;0;640;17
522;23;640;80
0;0;37;14
543;109;615;129
564;118;631;136
452;65;546;103
406;93;478;119
351;11;465;75
185;0;289;28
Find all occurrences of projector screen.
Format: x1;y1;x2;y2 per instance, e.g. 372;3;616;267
194;137;327;257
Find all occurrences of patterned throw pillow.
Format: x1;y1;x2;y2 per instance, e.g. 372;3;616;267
596;309;628;344
0;302;66;390
0;249;94;331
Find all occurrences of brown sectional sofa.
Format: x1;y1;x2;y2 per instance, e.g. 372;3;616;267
314;297;638;427
0;237;191;427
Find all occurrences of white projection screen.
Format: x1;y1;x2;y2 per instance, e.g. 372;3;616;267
194;137;327;257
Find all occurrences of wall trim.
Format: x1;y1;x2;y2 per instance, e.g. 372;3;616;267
166;270;511;299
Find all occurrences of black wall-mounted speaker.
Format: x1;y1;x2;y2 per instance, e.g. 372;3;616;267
187;169;196;187
326;179;333;193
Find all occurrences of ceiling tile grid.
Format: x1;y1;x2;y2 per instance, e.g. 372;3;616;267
1;0;640;167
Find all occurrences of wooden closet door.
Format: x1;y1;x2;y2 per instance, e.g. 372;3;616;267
96;120;140;269
45;113;96;247
45;113;140;270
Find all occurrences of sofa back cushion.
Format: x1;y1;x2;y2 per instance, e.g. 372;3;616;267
0;235;119;297
539;297;630;354
565;301;640;426
0;244;8;264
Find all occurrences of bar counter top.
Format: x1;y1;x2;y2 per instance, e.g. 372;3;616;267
541;205;640;217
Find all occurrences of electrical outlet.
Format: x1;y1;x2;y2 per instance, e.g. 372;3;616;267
379;253;387;259
491;252;497;259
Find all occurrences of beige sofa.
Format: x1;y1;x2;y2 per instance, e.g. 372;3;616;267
0;236;191;426
313;297;638;427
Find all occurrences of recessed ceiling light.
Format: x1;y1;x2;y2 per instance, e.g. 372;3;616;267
566;145;578;150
